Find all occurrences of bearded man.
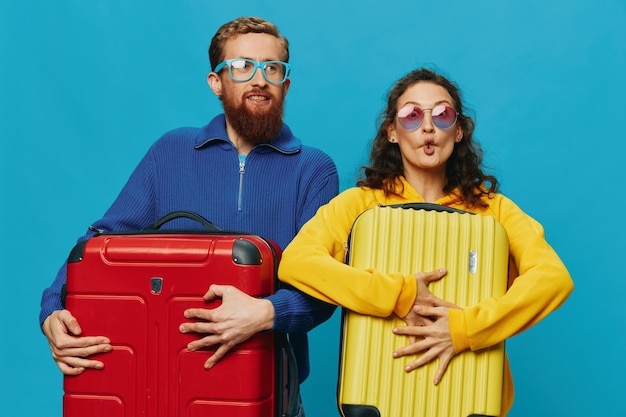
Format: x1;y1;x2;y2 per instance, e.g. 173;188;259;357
40;16;338;417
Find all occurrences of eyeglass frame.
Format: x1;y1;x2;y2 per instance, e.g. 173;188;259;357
213;58;291;85
396;104;459;131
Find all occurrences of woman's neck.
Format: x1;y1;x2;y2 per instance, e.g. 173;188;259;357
404;170;447;203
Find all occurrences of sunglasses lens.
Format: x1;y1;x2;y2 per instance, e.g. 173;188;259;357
397;105;423;131
431;105;458;129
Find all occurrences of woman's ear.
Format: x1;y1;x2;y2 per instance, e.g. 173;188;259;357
455;125;463;143
387;123;397;143
207;72;222;97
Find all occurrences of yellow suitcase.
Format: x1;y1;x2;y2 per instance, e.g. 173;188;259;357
339;203;509;417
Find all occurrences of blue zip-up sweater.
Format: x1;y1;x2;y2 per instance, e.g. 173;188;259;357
39;114;339;383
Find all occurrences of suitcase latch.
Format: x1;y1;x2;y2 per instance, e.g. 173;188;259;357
151;277;163;294
468;250;477;274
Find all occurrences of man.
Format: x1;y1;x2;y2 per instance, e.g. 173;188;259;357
40;16;338;416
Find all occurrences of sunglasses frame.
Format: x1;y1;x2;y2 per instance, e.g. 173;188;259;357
214;58;291;85
396;104;459;131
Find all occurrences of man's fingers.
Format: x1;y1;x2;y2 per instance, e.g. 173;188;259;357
62;313;82;336
204;344;233;369
181;285;266;370
180;320;223;336
57;362;86;376
56;355;106;375
186;334;222;351
52;335;111;351
183;308;214;321
52;341;112;360
203;284;226;301
48;310;83;336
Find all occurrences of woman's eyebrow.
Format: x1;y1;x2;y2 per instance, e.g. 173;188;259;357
400;99;452;108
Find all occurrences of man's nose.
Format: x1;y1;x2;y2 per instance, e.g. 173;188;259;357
249;66;267;85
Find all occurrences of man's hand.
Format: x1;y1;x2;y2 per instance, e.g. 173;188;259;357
393;304;461;385
42;310;112;375
179;284;274;369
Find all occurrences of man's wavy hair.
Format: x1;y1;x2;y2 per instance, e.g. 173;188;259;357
208;16;289;71
357;68;498;208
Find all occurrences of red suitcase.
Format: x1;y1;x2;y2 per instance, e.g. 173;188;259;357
62;211;297;417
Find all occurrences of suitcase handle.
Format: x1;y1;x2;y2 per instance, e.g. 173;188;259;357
345;203;473;265
145;211;222;232
388;202;471;215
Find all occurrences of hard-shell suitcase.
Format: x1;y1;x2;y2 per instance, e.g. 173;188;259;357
62;211;297;417
338;203;509;417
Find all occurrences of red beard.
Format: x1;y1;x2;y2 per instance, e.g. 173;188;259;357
222;89;285;145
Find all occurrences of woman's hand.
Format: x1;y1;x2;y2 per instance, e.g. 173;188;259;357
402;268;457;328
394;304;460;385
395;268;462;384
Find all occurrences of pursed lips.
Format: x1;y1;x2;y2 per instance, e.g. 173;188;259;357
422;138;435;155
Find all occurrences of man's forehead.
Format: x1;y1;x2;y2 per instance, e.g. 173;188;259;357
223;33;285;61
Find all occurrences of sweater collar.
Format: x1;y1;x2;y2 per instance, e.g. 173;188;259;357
194;114;301;154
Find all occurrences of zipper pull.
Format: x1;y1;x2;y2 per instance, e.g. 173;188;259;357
88;225;104;234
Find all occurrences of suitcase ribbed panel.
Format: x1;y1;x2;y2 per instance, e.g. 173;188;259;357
339;205;509;417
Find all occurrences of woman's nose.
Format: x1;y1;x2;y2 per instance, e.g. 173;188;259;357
421;112;435;132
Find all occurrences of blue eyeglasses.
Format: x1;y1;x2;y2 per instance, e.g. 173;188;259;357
214;58;291;85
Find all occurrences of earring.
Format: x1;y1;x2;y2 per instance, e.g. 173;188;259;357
390;137;397;143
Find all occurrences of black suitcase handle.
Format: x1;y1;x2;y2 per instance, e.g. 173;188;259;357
145;210;222;232
387;202;471;215
345;203;473;265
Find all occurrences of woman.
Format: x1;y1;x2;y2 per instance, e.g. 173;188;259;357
278;67;573;415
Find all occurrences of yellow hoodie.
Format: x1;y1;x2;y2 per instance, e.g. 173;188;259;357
278;178;573;415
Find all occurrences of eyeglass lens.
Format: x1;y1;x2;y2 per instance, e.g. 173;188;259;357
397;104;458;130
229;59;288;83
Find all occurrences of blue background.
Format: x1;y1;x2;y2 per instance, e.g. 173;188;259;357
1;1;624;416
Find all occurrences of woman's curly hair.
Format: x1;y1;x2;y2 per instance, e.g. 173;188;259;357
357;68;498;208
